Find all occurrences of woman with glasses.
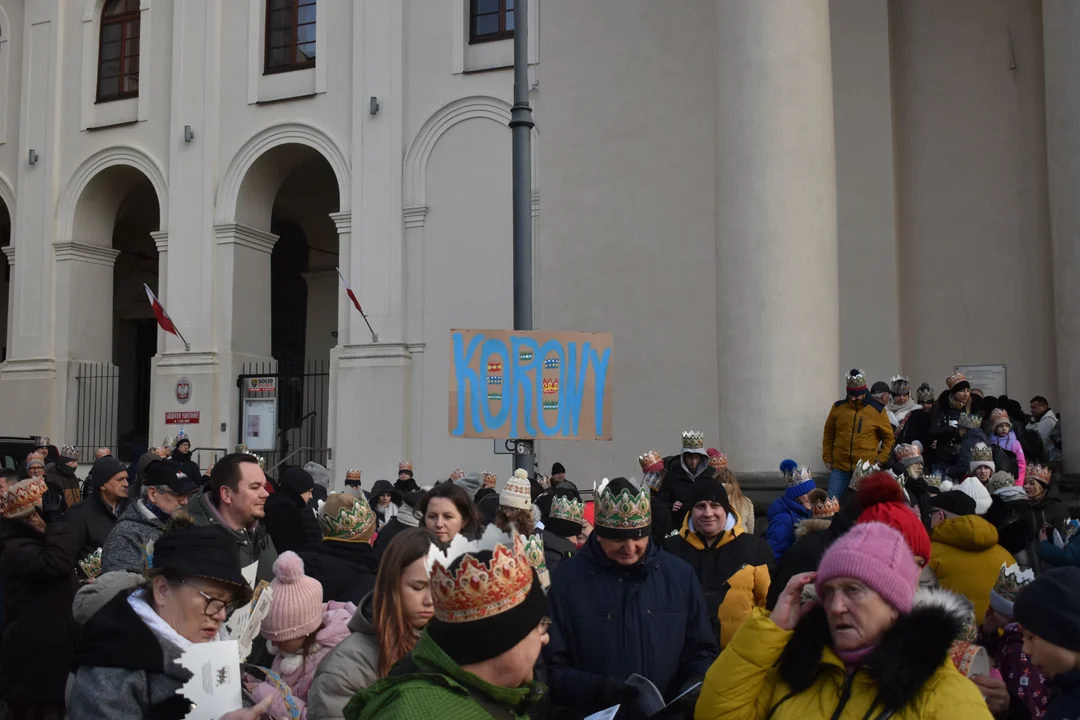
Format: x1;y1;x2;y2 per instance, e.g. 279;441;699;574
67;521;269;720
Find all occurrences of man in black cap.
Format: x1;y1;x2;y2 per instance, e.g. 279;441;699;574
1015;567;1080;718
100;459;197;574
550;462;566;484
262;465;322;554
170;433;201;486
66;455;130;566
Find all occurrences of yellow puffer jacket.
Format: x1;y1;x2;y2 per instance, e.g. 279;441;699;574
929;515;1015;621
696;598;992;720
661;513;772;647
822;397;895;472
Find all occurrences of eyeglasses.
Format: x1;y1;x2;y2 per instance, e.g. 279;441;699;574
180;579;242;617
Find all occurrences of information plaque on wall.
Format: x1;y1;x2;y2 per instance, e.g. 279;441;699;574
955;364;1007;397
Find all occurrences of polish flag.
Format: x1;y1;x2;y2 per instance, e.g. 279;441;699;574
336;268;364;315
143;284;179;336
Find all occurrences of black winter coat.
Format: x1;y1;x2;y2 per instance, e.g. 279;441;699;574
373;515;419;556
65;492;125;564
1031;491;1071;538
170;449;201;488
984;494;1040;571
897;407;933;453
263;485;322;555
541;529;577;575
765;511;855;610
947;427;992;480
655;454;711;533
1047;669;1080;720
543;534;718;715
929;392;984;471
0;518;80;705
299;540;380;604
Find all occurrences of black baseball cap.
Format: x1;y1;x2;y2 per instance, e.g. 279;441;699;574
145;459;198;495
930;489;976;517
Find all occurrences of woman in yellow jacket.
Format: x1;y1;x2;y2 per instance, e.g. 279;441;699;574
696;522;991;720
661;476;772;647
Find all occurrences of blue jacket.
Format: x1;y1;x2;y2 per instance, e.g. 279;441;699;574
947;427;991;480
1039;533;1080;568
766;494;812;562
543;534;718;715
1046;669;1080;720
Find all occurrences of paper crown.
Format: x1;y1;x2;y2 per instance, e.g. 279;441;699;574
449;469;466;482
958;412;983;429
94;447;112;459
0;477;47;519
162;436;175;448
848;460;877;492
345;469;362;481
32;436;49;448
812;495;840;518
642;471;664;493
399;461;413;473
894;443;923;466
1029;464;1052;485
946;371;967;389
481;471;498;488
989;408;1011;429
987;471;1016;494
523;533;550;590
638;450;664;474
60;445;80;460
425;526;535;624
174;429;189;445
916;382;936;404
707;449;728;470
992;562;1035;606
79;547;103;580
681;431;704;451
550;493;585;525
594;477;651;531
971;443;994;464
318;493;376;541
890;375;910;394
925;470;944;488
233;444;265;469
845;369;867;391
786;466;813;489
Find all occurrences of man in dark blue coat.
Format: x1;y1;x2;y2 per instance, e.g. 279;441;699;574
544;477;718;718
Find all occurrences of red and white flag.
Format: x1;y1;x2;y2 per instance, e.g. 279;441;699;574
144;284;179;336
336;268;364;315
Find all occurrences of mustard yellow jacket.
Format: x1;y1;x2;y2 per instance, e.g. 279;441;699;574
822;397;895;472
696;604;992;720
929;515;1016;621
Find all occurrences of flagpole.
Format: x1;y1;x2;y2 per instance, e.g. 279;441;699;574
336;268;378;343
174;329;190;353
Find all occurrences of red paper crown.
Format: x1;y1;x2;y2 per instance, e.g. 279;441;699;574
427;529;534;624
638;450;664;474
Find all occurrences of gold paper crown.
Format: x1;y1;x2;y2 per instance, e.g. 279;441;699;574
845;370;867;389
958;412;983;429
426;526;535;624
1030;464;1052;484
481;471;498;488
594;477;651;531
638;450;664;473
971;443;994;463
894;443;922;464
550;493;585;525
848;460;877;491
989;408;1011;429
345;469;362;481
946;371;967;389
450;469;466;482
708;450;728;470
925;470;944;488
812;495;841;518
318;493;376;542
79;547;103;580
0;477;47;519
399;461;413;472
681;431;704;450
992;562;1035;604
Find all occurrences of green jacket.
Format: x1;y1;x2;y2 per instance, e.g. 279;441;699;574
344;632;545;720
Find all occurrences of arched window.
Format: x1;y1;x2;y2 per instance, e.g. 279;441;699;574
96;0;140;102
265;0;316;74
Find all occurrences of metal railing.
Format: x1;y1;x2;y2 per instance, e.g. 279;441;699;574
73;361;119;460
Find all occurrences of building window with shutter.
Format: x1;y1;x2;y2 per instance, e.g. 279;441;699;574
265;0;317;74
470;0;514;44
97;0;140;102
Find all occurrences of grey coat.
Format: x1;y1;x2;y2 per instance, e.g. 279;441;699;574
100;499;165;575
307;593;381;720
185;489;278;585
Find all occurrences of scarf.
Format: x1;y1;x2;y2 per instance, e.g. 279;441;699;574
835;645;877;670
129;590;193;652
888;397;919;424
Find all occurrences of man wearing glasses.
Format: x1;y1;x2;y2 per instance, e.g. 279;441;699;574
101;459;197;575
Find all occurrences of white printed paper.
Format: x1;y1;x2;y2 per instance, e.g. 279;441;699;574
584;706;620;720
178;640;243;719
241;560;259;588
222;582;273;662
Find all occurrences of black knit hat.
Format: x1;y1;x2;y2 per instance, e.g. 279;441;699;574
551;462;566;476
930;490;977;517
90;456;127;491
1014;567;1080;652
280;467;315;496
690;476;734;517
152;525;253;602
870;381;891;396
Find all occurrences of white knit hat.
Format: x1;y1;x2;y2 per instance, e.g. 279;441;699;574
500;468;532;510
956;476;992;516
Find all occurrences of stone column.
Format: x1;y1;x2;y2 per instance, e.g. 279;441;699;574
2;246;13;358
1042;1;1080;472
52;242;121;363
714;0;840;472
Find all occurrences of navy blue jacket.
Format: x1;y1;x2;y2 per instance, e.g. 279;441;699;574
543;533;718;715
947;427;991;480
1047;669;1080;720
765;493;812;561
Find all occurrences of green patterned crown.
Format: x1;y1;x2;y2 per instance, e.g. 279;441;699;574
550;494;585;525
681;430;704;450
993;562;1035;604
959;412;983;430
318;493;376;542
80;547;103;579
595;478;651;531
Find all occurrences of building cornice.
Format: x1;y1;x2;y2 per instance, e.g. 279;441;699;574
53;242;121;267
214;223;278;254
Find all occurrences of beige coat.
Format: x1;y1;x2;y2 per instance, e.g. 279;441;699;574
307;594;380;720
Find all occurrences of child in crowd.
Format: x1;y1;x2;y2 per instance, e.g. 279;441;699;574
765;461;815;561
989;408;1027;486
1014;566;1080;719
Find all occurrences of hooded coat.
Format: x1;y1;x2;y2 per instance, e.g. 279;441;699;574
263;482;323;555
1031;488;1070;538
543;533;718;715
169;447;201;489
185;489;278;585
989;430;1027;485
694;589;992;720
0;517;81;707
929;515;1015;621
373;502;420;555
307;593;384;720
369;480;402;532
765;494;813;562
656;452;713;531
298;540;380;604
983;489;1040;572
821;396;895;472
100;498;167;575
66;590;194;720
947;426;992;480
662;511;772;647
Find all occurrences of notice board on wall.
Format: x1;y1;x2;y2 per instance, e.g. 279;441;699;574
955;364;1007;397
449;329;613;441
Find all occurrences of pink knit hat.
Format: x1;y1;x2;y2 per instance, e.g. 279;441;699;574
261;551;324;642
815;522;920;614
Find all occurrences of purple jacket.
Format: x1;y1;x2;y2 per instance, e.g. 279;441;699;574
991;431;1027;485
981;623;1049;719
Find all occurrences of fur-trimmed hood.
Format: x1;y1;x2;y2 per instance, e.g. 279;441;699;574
777;587;970;715
794;517;832;540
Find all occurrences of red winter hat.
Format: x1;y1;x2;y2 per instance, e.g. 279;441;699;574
855;472;932;563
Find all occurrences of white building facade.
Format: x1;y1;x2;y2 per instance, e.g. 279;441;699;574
0;0;1078;484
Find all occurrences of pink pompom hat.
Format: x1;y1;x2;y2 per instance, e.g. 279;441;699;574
260;551;324;642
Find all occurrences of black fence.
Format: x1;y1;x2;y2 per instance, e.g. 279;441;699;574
73;361;119;459
237;359;330;473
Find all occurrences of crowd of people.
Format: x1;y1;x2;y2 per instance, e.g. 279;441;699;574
0;366;1075;719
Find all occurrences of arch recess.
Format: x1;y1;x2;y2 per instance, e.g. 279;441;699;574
0;172;15;222
215;122;351;225
57;145;168;244
404;95;539;210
